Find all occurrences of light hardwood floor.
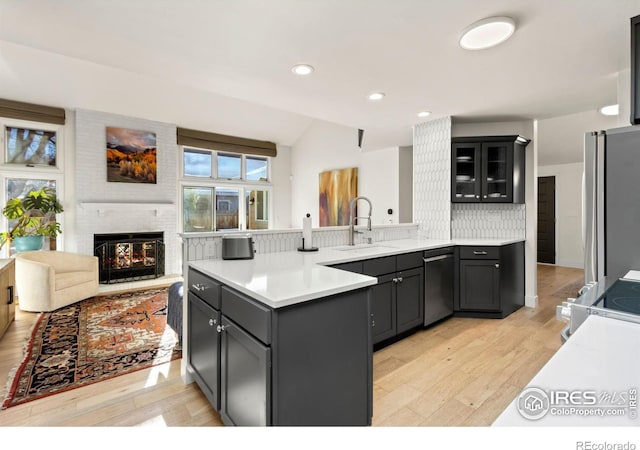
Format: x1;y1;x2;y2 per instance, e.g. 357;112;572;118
0;264;583;427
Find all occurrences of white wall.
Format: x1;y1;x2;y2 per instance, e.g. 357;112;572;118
290;120;402;228
538;163;584;269
271;145;292;229
537;110;618;166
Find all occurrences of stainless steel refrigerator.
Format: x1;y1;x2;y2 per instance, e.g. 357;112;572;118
584;125;640;283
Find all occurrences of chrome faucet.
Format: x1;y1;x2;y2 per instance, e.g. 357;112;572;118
348;196;372;245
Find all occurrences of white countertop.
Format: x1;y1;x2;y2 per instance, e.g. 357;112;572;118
189;237;525;309
493;315;640;426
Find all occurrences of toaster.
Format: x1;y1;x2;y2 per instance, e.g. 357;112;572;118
221;234;255;260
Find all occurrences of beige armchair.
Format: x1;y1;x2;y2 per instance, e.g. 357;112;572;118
15;251;99;312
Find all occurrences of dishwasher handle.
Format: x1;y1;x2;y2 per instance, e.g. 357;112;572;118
423;254;454;263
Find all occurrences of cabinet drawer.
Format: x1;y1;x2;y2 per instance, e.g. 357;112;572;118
362;256;396;276
188;267;221;309
459;246;500;260
221;286;271;345
396;252;423;271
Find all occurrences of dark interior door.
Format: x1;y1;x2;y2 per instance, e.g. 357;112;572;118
537;176;556;264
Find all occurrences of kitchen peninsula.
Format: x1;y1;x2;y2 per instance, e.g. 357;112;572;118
186;237;524;426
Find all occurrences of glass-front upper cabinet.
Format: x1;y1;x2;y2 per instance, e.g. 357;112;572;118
452;142;481;201
451;135;529;204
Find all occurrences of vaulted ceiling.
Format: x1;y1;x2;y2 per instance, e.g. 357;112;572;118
0;0;638;150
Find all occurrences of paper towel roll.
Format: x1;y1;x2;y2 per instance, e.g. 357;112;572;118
302;213;312;249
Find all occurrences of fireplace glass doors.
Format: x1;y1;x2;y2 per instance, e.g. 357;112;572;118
94;232;165;284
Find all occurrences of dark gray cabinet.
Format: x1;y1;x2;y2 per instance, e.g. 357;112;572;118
220;314;271;426
187;269;222;411
452;135;529;204
186;265;372;426
361;253;424;345
455;242;525;319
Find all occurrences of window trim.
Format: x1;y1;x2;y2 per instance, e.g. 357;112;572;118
0;117;65;172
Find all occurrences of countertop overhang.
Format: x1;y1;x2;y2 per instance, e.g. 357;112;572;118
189;238;524;309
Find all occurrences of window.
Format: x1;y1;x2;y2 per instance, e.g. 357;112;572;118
180;147;271;232
0;117;65;257
183;149;211;177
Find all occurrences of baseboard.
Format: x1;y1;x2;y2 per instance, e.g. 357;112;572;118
525;295;538;308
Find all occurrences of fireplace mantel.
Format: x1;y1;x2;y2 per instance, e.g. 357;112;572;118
79;202;175;216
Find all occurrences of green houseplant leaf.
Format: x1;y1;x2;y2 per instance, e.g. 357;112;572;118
0;187;64;250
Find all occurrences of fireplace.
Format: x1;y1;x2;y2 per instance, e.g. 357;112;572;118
94;232;165;284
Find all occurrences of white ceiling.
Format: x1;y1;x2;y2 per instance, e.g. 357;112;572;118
0;0;638;150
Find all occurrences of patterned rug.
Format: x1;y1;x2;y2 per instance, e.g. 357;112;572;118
1;287;181;409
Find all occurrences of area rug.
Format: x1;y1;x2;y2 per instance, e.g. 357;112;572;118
1;287;181;409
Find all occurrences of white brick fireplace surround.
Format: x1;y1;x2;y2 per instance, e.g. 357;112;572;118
75;109;180;277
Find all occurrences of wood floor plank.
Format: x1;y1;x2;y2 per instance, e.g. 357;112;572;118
0;264;583;427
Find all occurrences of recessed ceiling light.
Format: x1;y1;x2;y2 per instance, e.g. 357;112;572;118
459;16;516;50
291;64;314;76
417;111;432;118
368;92;385;101
599;104;619;116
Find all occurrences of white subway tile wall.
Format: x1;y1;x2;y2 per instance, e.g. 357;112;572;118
183;224;419;262
451;203;526;239
413;118;451;240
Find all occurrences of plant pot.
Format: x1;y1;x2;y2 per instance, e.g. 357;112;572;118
13;236;45;252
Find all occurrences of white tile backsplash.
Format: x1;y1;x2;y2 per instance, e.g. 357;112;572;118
182;224;419;262
413;118;451;240
451;203;526;240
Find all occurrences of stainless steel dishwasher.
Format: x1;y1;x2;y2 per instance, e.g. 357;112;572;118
423;247;455;327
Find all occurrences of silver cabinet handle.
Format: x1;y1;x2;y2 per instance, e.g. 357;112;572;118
397;277;403;283
483;195;487;198
216;324;226;333
371;320;376;327
392;278;398;283
208;318;217;326
473;251;488;255
476;195;479;198
495;263;500;269
192;283;207;292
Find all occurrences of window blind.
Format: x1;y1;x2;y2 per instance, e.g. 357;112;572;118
0;98;66;125
177;127;277;157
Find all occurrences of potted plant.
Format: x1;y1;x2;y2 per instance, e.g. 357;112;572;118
0;187;63;253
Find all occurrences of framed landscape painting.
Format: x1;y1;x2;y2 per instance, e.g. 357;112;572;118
319;167;358;227
106;127;157;183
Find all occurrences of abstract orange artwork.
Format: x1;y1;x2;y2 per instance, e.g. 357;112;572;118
319;167;358;227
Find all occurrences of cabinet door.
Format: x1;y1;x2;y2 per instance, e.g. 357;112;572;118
481;141;514;203
459;260;501;311
395;267;424;334
220;315;271;426
370;273;396;344
187;292;221;410
452;142;481;202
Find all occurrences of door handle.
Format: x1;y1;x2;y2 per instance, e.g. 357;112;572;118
208;318;217;326
192;283;207;292
473;251;488;255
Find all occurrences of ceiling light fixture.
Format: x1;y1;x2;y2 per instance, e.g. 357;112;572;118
368;92;385;101
459;16;516;50
599;104;619;116
291;64;314;76
417;111;432;118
